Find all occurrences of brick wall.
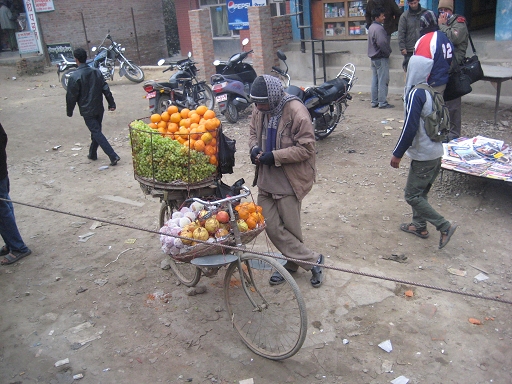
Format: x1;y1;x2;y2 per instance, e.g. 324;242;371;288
271;16;293;66
176;0;199;56
36;0;167;66
188;8;215;81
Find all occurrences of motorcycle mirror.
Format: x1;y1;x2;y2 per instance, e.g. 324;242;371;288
157;59;166;66
241;38;249;46
213;60;220;66
188;52;192;58
277;50;287;61
91;46;97;52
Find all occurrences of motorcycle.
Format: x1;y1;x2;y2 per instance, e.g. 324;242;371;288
59;32;145;90
143;52;214;114
56;54;79;90
272;50;357;140
210;38;257;123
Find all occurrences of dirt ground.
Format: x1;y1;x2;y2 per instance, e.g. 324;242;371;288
0;65;511;384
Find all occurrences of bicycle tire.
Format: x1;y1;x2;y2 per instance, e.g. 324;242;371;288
223;254;307;360
169;259;201;287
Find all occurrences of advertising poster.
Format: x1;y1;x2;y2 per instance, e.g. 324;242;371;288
16;31;39;54
227;0;250;30
34;0;54;12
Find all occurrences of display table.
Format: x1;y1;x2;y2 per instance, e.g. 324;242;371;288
441;136;512;182
480;65;512;125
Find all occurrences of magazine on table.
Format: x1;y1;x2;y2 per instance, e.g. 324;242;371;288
452;146;487;164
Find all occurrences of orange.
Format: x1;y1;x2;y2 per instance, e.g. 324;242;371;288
209;155;218;165
176;135;186;144
170;112;181;123
149;122;158;129
194;140;206;152
167;122;179;133
212;117;221;128
167;105;179;114
190;123;199;130
157;120;167;129
178;126;190;137
238;208;250;220
246;217;257;230
201;132;213;144
197;124;207;134
188;109;196;116
256;205;263;213
158;126;166;136
204;145;216;156
189;113;200;124
189;127;201;140
179;118;191;128
180;108;191;119
246;202;256;213
203;109;215;120
183;139;196;148
204;119;216;131
209;138;217;147
196;105;208;116
160;111;170;122
150;113;162;123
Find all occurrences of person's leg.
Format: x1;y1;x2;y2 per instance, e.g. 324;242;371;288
83;113;118;161
377;58;390;107
446;97;462;140
258;194;319;271
8;29;18;50
370;60;378;107
404;159;451;232
0;176;30;254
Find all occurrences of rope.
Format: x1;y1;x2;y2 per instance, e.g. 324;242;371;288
3;197;511;306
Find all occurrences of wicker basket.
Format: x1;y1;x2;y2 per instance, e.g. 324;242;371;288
240;224;266;244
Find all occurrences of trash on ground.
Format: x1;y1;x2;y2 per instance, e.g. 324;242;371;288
71;147;82;151
378;339;392;352
54;358;69;367
78;232;95;242
239;379;254;384
385;126;393;130
94;278;108;286
474;272;489;281
382;359;393;372
405;290;414;297
447;267;467;277
382;132;391;137
342;338;349;344
383;254;407;263
125;238;136;244
73;373;84;380
52;145;61;150
98;165;109;170
391;376;409;384
90;221;102;229
469;318;482;325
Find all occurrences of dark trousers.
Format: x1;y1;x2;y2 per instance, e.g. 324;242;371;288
0;176;29;253
83;112;117;160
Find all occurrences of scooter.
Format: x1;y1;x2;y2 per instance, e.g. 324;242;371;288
272;50;357;140
143;52;215;114
210;38;257;123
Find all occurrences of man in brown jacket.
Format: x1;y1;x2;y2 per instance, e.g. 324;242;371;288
248;75;324;288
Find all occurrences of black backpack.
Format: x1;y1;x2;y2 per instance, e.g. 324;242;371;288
217;127;236;175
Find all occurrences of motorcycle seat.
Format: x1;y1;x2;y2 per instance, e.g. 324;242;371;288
311;78;349;104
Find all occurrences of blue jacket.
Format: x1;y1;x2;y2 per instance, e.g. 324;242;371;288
414;31;454;88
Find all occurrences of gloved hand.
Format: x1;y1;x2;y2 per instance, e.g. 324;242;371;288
258;152;275;166
250;146;262;164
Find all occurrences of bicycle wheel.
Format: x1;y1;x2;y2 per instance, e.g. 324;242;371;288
224;254;307;360
169;259;201;287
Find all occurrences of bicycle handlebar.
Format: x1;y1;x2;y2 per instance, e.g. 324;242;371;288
191;186;251;207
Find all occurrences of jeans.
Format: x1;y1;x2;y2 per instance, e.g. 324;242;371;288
83;112;117;160
0;176;29;253
404;159;450;232
370;58;390;107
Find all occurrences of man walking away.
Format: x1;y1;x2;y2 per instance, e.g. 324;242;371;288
66;48;120;166
368;7;394;109
390;55;458;249
437;0;468;140
398;0;425;72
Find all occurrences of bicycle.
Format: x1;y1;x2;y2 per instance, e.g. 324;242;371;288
163;186;308;360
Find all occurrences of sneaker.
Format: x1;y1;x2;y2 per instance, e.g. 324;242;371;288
378;104;395;109
371;104;378;108
110;156;120;166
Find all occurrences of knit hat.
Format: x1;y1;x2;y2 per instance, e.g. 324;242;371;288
419;10;439;35
438;0;453;12
250;76;269;103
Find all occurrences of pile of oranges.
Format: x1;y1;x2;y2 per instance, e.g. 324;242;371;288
235;201;265;230
148;105;221;166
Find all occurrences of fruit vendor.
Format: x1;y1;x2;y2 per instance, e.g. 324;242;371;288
248;75;324;288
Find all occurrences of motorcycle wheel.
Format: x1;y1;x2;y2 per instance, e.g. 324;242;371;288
196;84;215;110
315;102;342;140
122;62;145;83
223;100;239;124
60;68;77;90
156;95;171;114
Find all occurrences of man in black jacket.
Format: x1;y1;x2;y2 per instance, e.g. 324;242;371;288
365;0;402;41
66;48;120;165
0;122;32;265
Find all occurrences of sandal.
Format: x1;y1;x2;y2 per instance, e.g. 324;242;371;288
400;223;429;239
310;254;324;288
0;245;9;256
1;250;32;265
439;223;458;249
269;266;297;286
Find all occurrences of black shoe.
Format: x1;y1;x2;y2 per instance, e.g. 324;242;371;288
110;156;120;166
310;254;324;288
269;270;285;285
87;154;97;161
378;104;395;109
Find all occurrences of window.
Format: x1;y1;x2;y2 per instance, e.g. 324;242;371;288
270;1;286;17
200;0;240;38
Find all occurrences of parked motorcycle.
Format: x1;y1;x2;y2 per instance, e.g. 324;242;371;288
272;50;356;140
59;32;144;90
210;38;257;123
143;52;214;114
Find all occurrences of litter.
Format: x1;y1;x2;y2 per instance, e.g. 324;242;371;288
378;339;392;352
54;358;69;367
391;376;409;384
474;272;489;281
447;268;467;277
78;232;95;242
